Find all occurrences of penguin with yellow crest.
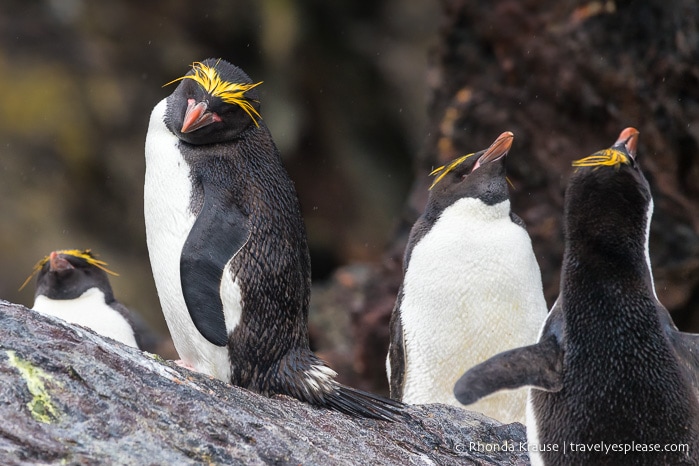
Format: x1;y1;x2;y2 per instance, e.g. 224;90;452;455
454;128;699;465
23;249;144;349
144;59;403;420
387;132;547;424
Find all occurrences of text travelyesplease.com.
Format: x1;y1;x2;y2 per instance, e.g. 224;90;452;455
460;440;690;455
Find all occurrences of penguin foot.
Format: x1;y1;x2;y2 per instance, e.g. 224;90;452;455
174;359;198;372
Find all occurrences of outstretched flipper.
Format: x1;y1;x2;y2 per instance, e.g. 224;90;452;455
454;301;565;406
453;335;563;406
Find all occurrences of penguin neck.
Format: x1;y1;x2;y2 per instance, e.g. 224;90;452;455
562;230;658;336
180;125;292;220
564;194;657;304
432;196;511;225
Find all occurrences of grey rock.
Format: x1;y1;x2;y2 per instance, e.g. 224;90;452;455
0;300;528;465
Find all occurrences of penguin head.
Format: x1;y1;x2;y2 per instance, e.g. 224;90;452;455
22;249;118;301
565;127;650;252
163;59;263;145
427;131;514;212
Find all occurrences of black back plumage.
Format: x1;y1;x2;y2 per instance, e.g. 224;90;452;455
179;131;312;376
529;130;699;464
164;59;402;420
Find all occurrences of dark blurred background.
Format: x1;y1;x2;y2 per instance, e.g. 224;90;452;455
0;1;438;335
2;1;698;394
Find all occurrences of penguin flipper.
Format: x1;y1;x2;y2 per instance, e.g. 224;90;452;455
181;184;250;347
453;335;563;406
509;211;527;229
387;302;406;400
454;299;565;405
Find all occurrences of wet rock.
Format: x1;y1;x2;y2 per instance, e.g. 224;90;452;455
0;300;528;465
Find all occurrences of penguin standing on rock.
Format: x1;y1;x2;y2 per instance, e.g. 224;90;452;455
144;59;402;420
22;249;143;349
387;132;547;424
454;128;699;465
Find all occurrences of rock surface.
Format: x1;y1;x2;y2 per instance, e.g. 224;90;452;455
0;300;528;465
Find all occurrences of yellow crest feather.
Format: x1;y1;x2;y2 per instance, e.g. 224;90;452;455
572;148;629;169
19;249;118;291
429;153;476;189
164;61;263;127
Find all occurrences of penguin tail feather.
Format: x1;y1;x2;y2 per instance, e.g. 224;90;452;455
324;384;407;422
273;351;406;421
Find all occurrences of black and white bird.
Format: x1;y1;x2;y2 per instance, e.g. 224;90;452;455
387;132;547;424
23;249;143;349
454;128;699;464
144;59;402;420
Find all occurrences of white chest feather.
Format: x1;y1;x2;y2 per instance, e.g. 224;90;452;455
399;198;547;423
33;288;138;348
144;99;242;382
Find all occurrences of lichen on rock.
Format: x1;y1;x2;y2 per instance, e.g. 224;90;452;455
5;350;62;424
